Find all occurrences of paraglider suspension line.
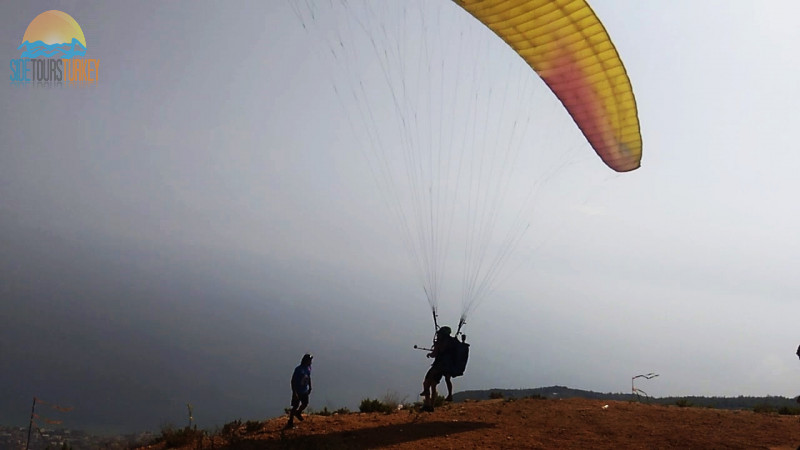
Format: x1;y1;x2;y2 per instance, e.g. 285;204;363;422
431;308;440;345
456;316;466;337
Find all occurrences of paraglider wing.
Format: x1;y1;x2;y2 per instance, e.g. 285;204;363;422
454;0;642;172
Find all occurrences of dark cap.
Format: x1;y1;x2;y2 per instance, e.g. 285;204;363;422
301;353;313;364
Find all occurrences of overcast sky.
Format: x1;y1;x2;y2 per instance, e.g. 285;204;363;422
2;0;800;434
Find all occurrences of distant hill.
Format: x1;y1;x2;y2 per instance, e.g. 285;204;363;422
453;385;800;412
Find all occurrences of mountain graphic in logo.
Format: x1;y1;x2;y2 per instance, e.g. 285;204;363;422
18;10;87;59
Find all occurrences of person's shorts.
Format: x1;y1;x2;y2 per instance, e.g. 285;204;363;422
291;392;310;408
425;365;445;385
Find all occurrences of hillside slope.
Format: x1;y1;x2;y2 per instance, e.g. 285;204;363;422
140;397;800;449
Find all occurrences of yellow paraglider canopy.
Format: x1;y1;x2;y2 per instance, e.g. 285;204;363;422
454;0;642;172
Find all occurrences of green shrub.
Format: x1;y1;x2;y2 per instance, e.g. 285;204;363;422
359;398;394;413
489;391;504;400
382;391;407;411
675;399;693;408
778;406;800;416
753;404;776;414
221;419;242;436
157;424;204;448
245;420;262;433
217;419;243;445
312;406;351;416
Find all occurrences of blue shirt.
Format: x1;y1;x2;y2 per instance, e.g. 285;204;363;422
291;364;312;394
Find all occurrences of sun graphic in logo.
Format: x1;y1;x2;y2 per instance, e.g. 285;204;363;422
19;10;87;59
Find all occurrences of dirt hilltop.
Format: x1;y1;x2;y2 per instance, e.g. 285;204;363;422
139;397;800;449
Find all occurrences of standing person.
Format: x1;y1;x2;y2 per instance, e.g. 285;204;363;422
421;327;455;411
287;353;313;428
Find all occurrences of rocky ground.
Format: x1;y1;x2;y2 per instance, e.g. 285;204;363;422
138;397;800;449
